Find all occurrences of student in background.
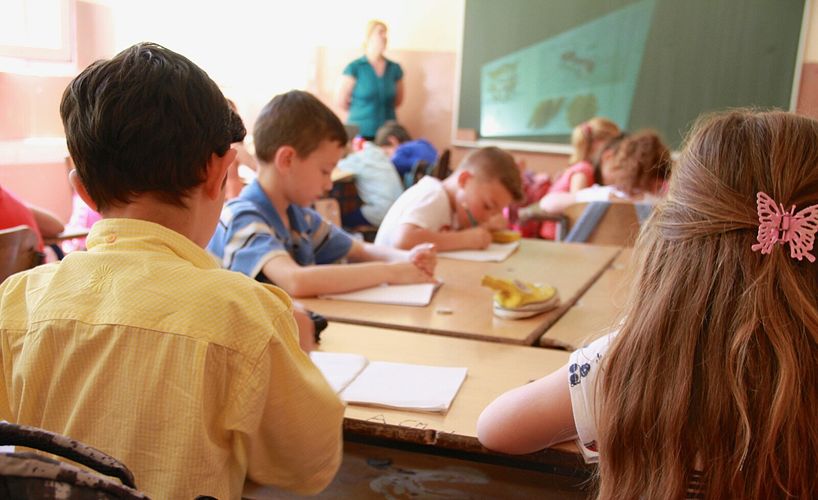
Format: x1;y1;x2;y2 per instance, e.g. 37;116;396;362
375;147;524;251
208;90;436;298
0;43;344;498
551;117;621;194
478;110;818;498
391;136;438;179
336;20;404;140
535;130;671;216
225;99;259;199
0;184;64;250
1;183;65;262
529;117;621;238
336;120;407;228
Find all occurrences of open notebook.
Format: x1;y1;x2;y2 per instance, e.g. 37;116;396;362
310;351;468;413
438;241;520;262
318;281;442;307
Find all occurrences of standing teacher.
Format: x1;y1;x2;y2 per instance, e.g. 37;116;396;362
336;20;404;140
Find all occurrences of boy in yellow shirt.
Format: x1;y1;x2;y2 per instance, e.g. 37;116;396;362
375;147;524;251
0;43;343;498
207;90;436;298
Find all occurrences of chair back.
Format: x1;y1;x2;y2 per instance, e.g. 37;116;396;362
563;202;648;246
0;422;147;498
0;225;43;283
406;159;431;188
430;149;451;180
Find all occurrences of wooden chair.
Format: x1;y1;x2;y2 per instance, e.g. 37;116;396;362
562;201;650;246
430;148;451;180
0;225;44;283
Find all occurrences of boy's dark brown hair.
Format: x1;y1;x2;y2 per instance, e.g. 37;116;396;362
374;121;411;146
458;147;524;202
253;90;347;163
60;42;245;211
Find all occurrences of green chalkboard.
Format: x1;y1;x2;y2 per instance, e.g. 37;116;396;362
459;0;806;149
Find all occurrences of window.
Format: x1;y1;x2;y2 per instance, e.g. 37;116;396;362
0;0;73;62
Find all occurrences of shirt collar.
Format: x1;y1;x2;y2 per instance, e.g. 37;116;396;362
86;218;219;270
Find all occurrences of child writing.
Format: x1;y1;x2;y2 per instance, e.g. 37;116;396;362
375;147;524;251
335;120;407;228
0;43;344;498
550;117;621;194
207;90;436;298
535;130;671;216
477;109;818;498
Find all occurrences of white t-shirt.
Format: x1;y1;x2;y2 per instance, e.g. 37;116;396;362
374;176;455;247
575;185;663;205
568;333;615;463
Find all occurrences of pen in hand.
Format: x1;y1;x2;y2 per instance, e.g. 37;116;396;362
462;204;479;228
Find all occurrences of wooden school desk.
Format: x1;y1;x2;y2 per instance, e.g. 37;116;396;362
300;239;621;345
540;248;634;350
43;227;90;246
245;323;590;499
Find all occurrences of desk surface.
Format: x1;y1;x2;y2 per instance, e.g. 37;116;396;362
301;239;621;345
317;323;583;469
540;248;634;349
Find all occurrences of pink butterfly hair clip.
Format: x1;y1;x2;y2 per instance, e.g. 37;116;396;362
751;191;818;263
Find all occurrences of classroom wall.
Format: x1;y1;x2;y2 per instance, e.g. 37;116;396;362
2;0;818;219
0;0;114;221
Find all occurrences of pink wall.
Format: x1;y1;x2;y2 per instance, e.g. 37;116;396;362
0;1;114;221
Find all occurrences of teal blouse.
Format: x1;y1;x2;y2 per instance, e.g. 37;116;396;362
343;56;404;138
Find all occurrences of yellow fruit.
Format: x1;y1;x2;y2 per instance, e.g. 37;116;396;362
481;275;557;309
491;230;522;243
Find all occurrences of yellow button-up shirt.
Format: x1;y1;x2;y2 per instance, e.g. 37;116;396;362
0;219;344;498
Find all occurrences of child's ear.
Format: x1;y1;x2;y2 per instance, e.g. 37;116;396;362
273;145;297;172
457;169;473;188
203;149;237;200
68;169;99;213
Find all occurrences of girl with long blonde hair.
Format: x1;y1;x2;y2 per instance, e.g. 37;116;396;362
478;109;818;499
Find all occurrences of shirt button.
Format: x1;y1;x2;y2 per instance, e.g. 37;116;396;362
105;234;117;243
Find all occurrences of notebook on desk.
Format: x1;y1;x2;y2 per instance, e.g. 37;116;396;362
310;351;468;413
438;241;520;262
318;281;442;307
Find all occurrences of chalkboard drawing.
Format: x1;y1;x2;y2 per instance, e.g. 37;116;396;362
369;465;489;498
479;0;655;138
527;96;566;129
560;50;595;78
486;62;519;102
566;94;599;127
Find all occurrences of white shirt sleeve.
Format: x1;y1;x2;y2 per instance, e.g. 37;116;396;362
568;332;615;463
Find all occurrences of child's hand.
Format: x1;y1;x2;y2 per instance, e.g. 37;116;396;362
462;226;492;249
485;213;508;231
408;243;437;277
388;262;438;284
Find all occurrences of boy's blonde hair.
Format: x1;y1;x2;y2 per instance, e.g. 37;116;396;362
569;117;620;164
458;147;524;202
597;110;818;499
